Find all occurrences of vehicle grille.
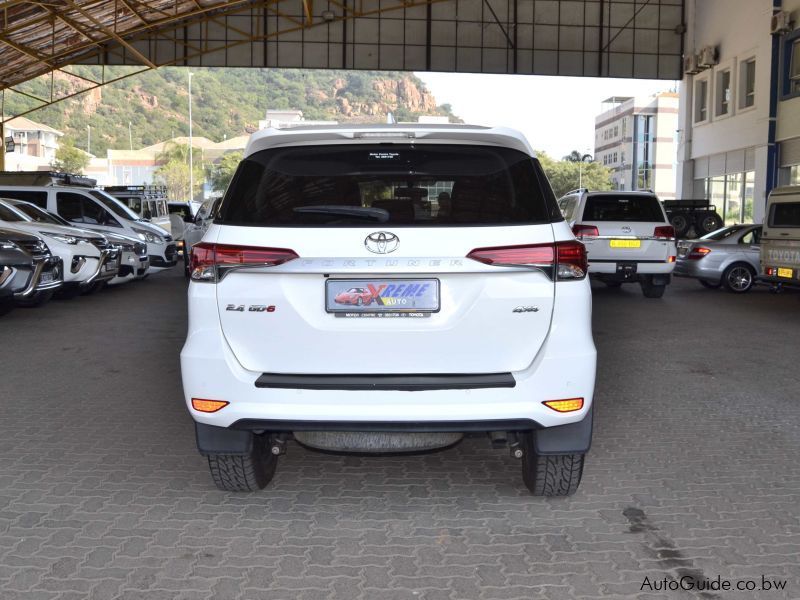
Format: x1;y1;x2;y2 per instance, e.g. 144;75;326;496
16;239;50;259
134;241;147;257
165;243;177;261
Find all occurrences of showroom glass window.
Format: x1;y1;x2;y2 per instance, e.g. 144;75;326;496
704;171;755;225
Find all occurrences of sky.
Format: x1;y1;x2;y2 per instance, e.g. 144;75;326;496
415;72;679;160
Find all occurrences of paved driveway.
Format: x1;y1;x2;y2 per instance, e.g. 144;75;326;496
0;270;798;599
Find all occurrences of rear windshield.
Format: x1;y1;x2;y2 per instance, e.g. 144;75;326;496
216;144;560;226
582;194;664;222
700;225;747;240
769;202;800;228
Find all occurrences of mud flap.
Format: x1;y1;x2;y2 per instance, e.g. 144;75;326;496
533;405;593;455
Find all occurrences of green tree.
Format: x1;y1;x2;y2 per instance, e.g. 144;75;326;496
51;142;90;174
537;151;613;198
154;142;204;200
562;150;592;162
207;151;243;193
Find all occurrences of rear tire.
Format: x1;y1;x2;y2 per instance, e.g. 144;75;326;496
640;277;666;298
521;433;584;496
699;280;721;289
696;212;723;235
207;435;277;492
722;263;755;293
670;213;690;238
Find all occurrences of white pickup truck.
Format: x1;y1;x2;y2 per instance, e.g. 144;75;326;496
760;185;800;289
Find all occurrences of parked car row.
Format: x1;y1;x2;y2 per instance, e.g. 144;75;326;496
556;185;800;296
0;171;179;316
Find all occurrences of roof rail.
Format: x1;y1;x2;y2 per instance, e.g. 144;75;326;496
0;170;96;188
104;185;168;200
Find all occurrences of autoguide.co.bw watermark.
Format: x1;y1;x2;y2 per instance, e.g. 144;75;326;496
641;574;788;593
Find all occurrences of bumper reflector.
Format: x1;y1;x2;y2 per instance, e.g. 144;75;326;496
191;398;229;413
543;398;584;413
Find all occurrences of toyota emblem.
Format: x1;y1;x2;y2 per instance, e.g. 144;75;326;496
365;231;399;254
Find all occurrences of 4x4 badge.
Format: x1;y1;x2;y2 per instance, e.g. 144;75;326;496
365;231;399;254
513;306;539;313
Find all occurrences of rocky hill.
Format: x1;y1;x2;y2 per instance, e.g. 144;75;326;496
7;67;457;155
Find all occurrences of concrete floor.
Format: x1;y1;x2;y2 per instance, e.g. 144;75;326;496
0;268;798;599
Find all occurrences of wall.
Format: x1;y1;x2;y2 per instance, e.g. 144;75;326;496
678;0;773;222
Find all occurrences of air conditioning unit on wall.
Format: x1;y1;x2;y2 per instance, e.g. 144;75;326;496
683;54;701;75
697;46;718;68
771;11;793;35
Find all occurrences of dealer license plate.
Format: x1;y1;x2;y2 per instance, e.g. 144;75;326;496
40;271;54;283
326;279;439;317
610;239;641;248
778;267;793;279
103;262;117;272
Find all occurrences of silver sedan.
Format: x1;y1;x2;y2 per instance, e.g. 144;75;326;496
674;224;762;293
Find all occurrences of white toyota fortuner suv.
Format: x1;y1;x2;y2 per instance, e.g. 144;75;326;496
181;125;597;496
557;190;676;297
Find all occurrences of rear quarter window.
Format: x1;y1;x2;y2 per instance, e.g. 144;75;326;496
217;144;561;227
769;202;800;228
582;194;664;222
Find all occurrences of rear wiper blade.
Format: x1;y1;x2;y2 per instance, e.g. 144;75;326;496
293;205;389;222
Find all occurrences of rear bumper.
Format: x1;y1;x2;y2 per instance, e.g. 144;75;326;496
673;258;720;282
148;243;178;270
180;278;597;433
588;259;675;275
195;407;594;456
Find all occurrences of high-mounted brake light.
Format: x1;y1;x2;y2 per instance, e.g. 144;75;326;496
572;224;599;239
654;225;676;240
466;241;587;281
190;243;299;282
687;246;711;260
543;398;584;413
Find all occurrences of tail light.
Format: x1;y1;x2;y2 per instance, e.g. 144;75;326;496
654;225;676;240
190;242;299;282
466;241;587;281
687;246;711;260
572;224;599;239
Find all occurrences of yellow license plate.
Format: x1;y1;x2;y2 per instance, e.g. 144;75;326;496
610;239;641;248
778;267;793;278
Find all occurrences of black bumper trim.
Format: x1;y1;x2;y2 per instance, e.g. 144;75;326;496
255;372;516;391
231;418;540;433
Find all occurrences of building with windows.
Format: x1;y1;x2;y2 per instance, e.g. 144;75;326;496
593;93;679;200
677;0;800;225
3;116;63;170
